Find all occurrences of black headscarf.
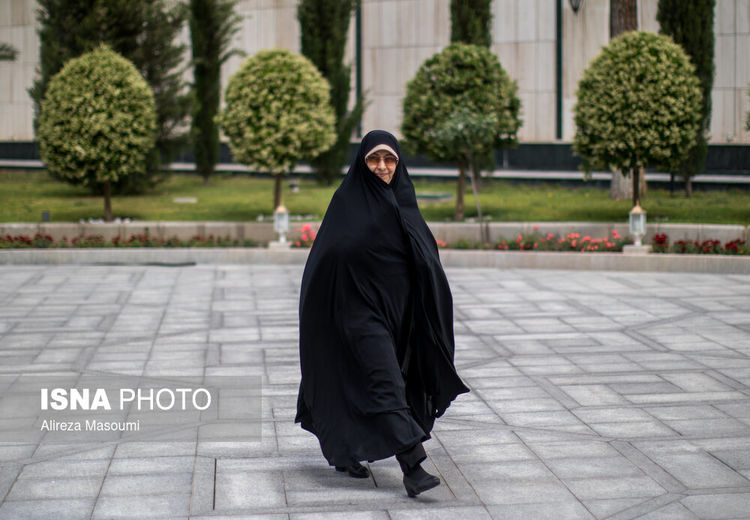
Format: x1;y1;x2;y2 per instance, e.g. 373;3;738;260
295;130;468;467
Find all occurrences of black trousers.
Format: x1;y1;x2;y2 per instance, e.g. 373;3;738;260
396;442;426;473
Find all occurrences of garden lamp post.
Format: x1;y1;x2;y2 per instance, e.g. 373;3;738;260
273;204;289;244
629;204;646;247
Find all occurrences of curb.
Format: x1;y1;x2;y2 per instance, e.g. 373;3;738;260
1;248;749;274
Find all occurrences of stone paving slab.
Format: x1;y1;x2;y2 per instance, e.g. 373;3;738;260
0;265;749;519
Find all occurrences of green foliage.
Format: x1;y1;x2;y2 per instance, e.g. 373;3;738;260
432;107;498;167
450;0;492;47
189;0;243;183
573;31;702;175
0;42;18;61
432;106;498;230
30;0;189;193
402;43;521;163
136;1;191;181
657;0;715;182
298;0;366;185
219;49;336;175
37;46;156;190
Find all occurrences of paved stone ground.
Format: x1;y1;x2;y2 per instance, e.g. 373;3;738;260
0;264;749;520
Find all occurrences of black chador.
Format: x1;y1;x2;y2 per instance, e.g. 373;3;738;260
295;130;468;495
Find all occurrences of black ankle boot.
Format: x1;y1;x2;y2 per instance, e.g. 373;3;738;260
402;464;440;497
335;461;370;478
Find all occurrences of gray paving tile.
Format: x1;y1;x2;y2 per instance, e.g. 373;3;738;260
572;407;654;423
563;476;666;500
587;420;676;438
1;265;750;519
662;373;733;392
525;440;622;459
716;403;750;419
646;405;730;421
92;494;190;518
459;460;555;483
544;456;644;479
640;450;750;489
682;493;750;520
191;514;287;520
637;501;700;520
5;476;102;500
295;512;390;520
433;429;517;446
214;471;286;510
18;459;110;479
486;500;595;520
107;456;195;475
665;418;750;437
500;411;585;428
489;398;566;413
711;449;750;471
389;507;491;520
99;472;193;496
472;480;575;505
0;463;21;505
445;442;536;464
0;498;96;520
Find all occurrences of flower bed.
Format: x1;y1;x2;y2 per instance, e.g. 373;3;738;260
441;227;633;252
1;229;748;256
651;233;749;255
496;229;632;252
291;224;316;248
0;233;258;249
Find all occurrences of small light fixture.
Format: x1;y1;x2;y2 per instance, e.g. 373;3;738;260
569;0;584;13
629;204;647;247
273;204;289;243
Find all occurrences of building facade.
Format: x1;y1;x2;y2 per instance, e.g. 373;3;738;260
1;0;748;146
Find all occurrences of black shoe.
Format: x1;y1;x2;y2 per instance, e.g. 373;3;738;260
403;465;440;497
335;461;370;478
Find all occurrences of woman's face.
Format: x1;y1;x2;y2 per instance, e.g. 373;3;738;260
365;151;398;184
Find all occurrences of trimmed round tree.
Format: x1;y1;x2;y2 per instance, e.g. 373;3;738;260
38;45;156;221
402;43;521;220
219;49;336;208
573;31;702;206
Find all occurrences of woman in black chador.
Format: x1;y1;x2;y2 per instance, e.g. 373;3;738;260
295;130;469;497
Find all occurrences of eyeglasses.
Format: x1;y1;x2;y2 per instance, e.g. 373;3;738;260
365;154;398;167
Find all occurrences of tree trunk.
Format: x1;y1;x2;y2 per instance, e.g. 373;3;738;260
611;167;646;201
610;169;632;200
610;0;638;38
468;160;487;244
273;174;283;209
632;166;640;207
103;180;112;222
455;164;466;221
639;166;647;199
685;177;693;198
